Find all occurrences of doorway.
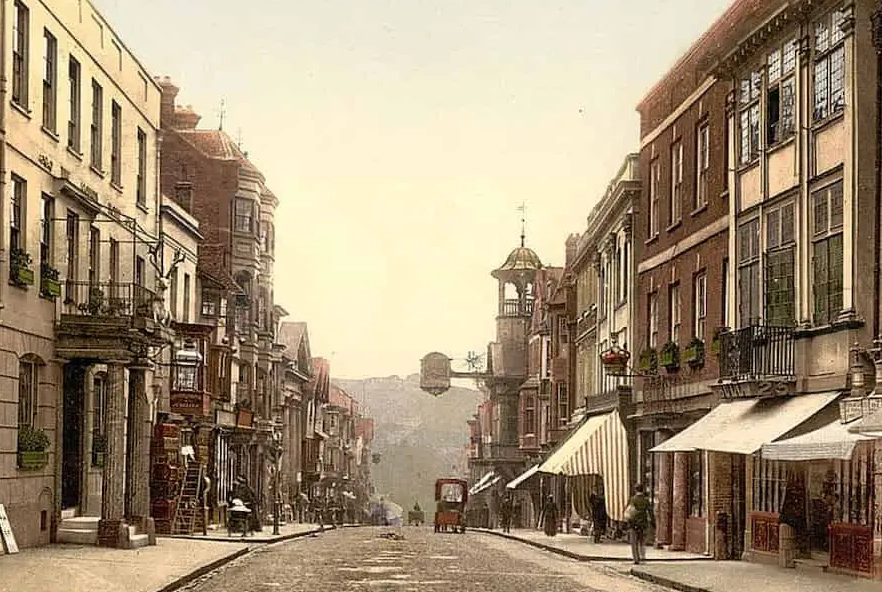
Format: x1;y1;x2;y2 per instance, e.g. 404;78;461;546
807;461;835;557
729;453;746;559
61;364;86;510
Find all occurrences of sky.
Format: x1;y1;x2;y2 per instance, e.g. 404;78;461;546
96;0;732;379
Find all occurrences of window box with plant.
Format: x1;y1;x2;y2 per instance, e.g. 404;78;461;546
684;337;705;368
40;262;61;299
711;327;728;356
17;424;50;470
660;341;680;372
10;247;34;287
91;433;107;467
637;348;657;374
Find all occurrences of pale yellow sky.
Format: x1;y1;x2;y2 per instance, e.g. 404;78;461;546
97;0;732;378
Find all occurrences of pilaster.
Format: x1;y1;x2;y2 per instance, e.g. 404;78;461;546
126;366;151;522
655;451;673;547
99;362;129;547
670;451;688;551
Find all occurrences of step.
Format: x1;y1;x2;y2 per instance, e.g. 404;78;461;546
61;508;78;520
57;528;98;545
59;516;99;531
129;533;150;549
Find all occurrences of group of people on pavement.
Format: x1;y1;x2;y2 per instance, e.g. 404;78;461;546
539;483;654;565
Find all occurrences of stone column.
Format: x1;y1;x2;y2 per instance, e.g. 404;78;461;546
126;366;151;522
99;362;128;547
670;451;689;551
655;452;673;547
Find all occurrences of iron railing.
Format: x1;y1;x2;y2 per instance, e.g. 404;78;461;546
60;280;157;320
501;298;533;317
718;325;795;381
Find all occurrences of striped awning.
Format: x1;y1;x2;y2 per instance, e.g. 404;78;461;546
468;471;496;495
537;409;630;522
471;475;501;496
762;417;874;461
506;464;540;490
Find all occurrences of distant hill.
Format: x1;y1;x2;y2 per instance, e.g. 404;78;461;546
334;374;482;513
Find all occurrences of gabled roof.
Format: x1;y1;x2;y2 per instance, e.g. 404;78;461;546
308;357;331;402
197;244;244;294
278;321;313;375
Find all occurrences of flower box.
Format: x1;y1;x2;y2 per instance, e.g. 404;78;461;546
600;349;630;376
660;342;680;372
15;266;35;286
637;349;657;374
684;339;705;368
18;450;49;470
41;277;61;298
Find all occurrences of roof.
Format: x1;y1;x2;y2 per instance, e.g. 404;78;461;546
175;127;265;179
308;357;331;402
492;246;543;280
277;322;308;354
329;384;355;412
636;0;780;114
197;244;244;293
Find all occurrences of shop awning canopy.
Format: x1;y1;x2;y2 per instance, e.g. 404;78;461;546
468;471;497;496
506;464;540;490
471;475;501;496
761;417;874;461
537;409;630;522
650;392;840;455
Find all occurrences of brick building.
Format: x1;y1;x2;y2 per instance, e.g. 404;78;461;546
631;10;734;554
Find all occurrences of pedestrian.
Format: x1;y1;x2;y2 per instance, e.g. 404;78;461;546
624;483;653;564
500;493;513;533
589;485;608;543
542;495;559;537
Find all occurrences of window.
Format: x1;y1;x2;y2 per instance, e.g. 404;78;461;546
135;256;144;287
812;181;844;325
68;57;81;152
524;395;536;436
739;69;761;164
173;360;199;392
40;195;53;265
737;219;761;327
696;122;709;209
109;239;118;285
235;198;252;233
42;30;57;131
765;202;796;326
558;316;569;345
621;239;630;303
598;263;607;318
136;128;147;206
92;373;107;465
17;358;37;429
12;1;29;107
670;141;683;224
66;211;79;282
88;227;99;286
556;382;569;427
693;272;707;341
688;451;704;518
110;101;121;185
648;159;660;237
10;176;25;255
90;80;102;169
648;291;659;348
168;268;178;318
813;9;846;121
767;40;797;145
668;283;681;345
183;273;191;323
201;290;218;317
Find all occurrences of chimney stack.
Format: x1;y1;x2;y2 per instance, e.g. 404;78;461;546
173;105;202;131
154;76;179;130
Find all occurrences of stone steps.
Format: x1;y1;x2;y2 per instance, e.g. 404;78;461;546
57;516;99;545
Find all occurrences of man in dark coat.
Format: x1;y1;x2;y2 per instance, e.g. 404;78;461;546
543;495;559;537
589;487;608;543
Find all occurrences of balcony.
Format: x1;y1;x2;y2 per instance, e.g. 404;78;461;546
716;325;796;399
55;281;169;360
575;307;597;342
500;298;533;317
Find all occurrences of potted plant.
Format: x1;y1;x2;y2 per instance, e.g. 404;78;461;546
92;433;107;467
684;337;705;368
637;348;658;374
600;346;631;376
660;341;680;372
17;425;50;470
9;247;34;287
711;327;728;356
40;263;62;299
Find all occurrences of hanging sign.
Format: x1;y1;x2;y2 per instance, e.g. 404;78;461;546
0;504;19;554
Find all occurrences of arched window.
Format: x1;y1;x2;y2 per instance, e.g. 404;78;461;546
17;355;42;429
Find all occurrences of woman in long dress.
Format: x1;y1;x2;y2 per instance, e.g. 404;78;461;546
543;495;559;537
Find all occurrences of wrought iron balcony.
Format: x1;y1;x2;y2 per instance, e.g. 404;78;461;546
59;280;157;320
718;325;795;382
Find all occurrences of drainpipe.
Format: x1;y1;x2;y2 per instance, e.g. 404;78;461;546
0;0;9;312
872;8;882;339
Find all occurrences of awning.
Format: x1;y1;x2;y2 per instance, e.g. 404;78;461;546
506;464;540;490
650;392;840;455
468;471;495;496
471;475;501;496
761;418;874;461
537;409;630;522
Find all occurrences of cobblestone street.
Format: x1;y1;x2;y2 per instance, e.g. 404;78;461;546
179;527;669;592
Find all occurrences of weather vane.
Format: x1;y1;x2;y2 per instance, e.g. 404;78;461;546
218;99;226;131
516;202;527;247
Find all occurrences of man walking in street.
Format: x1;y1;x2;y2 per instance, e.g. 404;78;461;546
625;483;653;564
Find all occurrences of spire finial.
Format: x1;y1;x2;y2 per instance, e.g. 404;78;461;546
218;99;226;131
516;202;526;247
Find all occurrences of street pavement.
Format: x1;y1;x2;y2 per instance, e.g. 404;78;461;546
177;526;670;592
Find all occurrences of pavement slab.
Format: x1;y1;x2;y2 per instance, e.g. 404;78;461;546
630;560;882;592
162;522;324;543
0;538;249;592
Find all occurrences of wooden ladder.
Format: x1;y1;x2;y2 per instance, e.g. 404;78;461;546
171;461;204;535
